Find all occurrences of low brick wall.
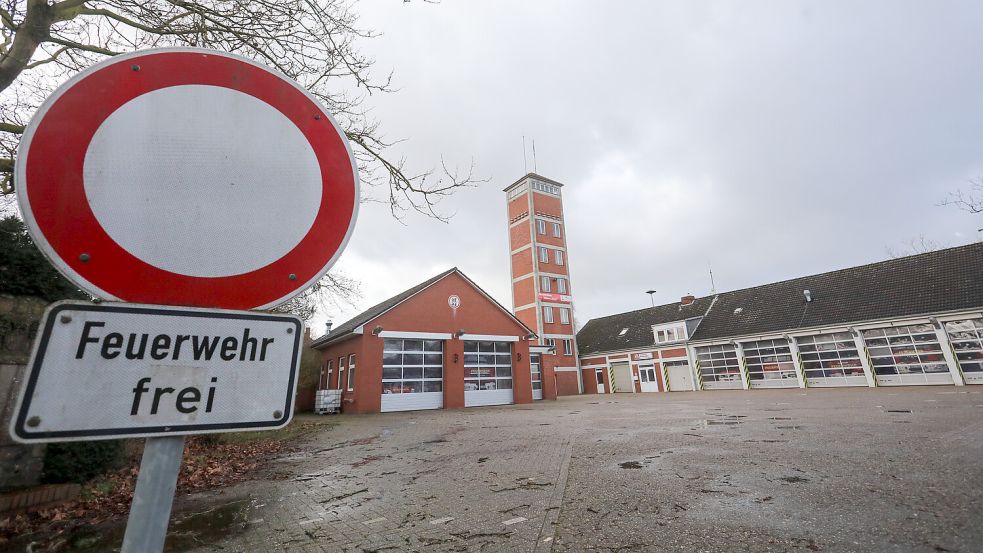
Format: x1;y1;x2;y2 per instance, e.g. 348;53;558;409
0;483;80;514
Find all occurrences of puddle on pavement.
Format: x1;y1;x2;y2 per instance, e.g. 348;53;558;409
57;499;261;552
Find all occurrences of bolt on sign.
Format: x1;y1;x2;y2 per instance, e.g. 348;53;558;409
10;48;359;552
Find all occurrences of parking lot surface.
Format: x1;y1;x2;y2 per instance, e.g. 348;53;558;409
182;388;983;552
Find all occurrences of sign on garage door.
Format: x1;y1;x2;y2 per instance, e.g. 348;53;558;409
464;341;514;407
381;339;444;412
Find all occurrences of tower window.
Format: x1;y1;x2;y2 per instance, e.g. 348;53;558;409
557;278;567;294
560;308;570;325
537;219;546;235
543;306;554;324
541;276;551;292
553;222;561;238
555;250;564;265
539;247;549;263
563;339;574;356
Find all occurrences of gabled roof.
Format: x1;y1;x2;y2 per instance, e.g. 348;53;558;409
311;268;534;349
576;243;983;355
577;296;715;355
690;242;983;342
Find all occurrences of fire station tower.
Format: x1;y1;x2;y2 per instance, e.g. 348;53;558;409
504;173;582;395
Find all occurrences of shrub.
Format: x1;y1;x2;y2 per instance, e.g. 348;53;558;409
41;441;124;484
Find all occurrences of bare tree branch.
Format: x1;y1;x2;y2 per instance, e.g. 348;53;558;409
940;177;983;214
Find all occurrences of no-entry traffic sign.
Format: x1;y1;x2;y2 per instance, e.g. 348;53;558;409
17;48;359;310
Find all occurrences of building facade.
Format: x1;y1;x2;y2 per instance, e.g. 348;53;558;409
311;268;557;414
577;243;983;394
504;173;582;395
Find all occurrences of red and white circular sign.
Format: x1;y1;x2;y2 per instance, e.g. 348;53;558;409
17;48;358;310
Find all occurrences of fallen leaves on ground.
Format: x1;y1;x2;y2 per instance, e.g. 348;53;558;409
0;435;294;549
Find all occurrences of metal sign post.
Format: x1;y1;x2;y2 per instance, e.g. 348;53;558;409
12;47;359;551
121;437;185;553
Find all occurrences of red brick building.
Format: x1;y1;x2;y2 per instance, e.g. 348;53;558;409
311;268;556;413
505;174;582;395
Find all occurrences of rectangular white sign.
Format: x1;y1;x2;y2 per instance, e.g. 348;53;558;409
9;302;303;443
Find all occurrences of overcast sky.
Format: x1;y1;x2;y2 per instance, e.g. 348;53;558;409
312;0;983;336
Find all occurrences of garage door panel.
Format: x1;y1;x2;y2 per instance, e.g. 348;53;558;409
382;392;443;412
465;389;514;407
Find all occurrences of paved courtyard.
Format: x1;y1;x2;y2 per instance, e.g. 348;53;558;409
173;388;983;552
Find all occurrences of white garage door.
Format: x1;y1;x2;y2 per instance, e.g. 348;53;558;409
665;361;693;391
795;333;868;387
464;340;514;407
381;338;444;412
863;325;954;386
945;319;983;385
609;362;634;393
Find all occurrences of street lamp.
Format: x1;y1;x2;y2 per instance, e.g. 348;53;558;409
646;290;657;307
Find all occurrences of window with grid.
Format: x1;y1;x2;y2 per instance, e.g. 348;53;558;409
382;339;443;394
945;319;983;374
694;344;741;382
862;324;948;375
530;353;542;390
795;332;865;379
741;338;796;381
337;356;345;390
347;354;356;390
464;341;512;391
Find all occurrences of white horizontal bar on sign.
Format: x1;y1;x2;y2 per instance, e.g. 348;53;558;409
458;334;520;342
377;331;453;340
530;346;553;354
553;366;579;372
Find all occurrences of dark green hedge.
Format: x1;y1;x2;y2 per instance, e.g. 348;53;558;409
0;216;86;302
41;441;124;484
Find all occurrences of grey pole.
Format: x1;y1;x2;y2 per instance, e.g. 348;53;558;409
121;436;186;552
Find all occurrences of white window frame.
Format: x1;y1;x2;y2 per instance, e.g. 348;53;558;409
539;247;549;263
347;354;356;391
552;222;561;238
560;307;570;325
537;219;546;235
541;276;551;293
555;250;564;265
556;278;567;294
653;323;686;344
382;338;444;394
543;306;554;324
563;339;573;356
337;356;346;390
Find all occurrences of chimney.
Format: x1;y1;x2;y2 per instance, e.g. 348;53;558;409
681;295;696;306
325;320;333;333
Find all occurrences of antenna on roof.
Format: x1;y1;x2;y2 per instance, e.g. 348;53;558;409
522;136;528;173
532;139;538;173
708;262;717;294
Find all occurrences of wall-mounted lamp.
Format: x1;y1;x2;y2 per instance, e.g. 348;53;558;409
525;333;536;340
454;329;466;338
371;325;383;336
